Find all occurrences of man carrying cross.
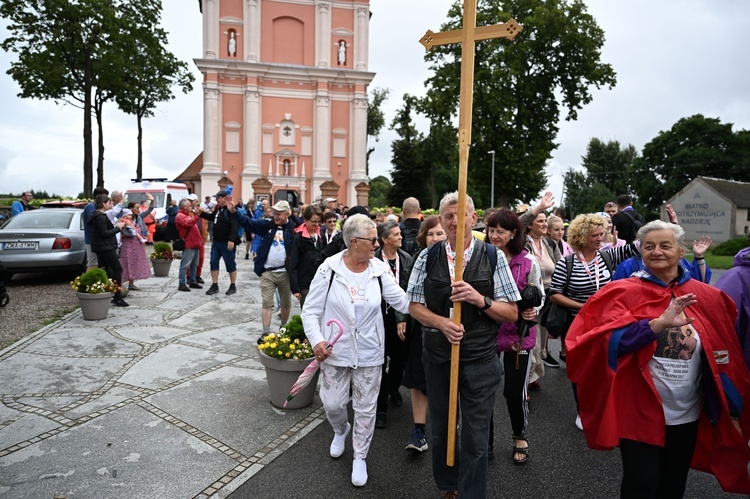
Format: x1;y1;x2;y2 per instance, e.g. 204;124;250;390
407;192;519;497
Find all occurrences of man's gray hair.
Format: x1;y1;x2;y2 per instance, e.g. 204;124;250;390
439;191;475;215
178;198;192;209
637;220;685;248
343;214;376;247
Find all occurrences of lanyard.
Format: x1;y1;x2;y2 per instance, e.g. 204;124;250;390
577;251;601;291
445;240;471;284
381;252;399;283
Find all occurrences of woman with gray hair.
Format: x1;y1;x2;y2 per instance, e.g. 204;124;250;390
301;214;411;487
373;220;413;429
566;220;750;497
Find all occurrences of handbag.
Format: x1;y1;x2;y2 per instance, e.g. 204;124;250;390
544;303;571;339
172;225;188;251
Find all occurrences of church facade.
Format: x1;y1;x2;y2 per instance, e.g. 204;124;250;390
194;0;374;207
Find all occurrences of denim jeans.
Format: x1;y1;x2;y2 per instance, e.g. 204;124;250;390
179;248;199;285
423;351;502;498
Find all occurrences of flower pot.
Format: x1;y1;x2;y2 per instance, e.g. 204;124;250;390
76;292;113;321
151;258;172;277
258;351;320;409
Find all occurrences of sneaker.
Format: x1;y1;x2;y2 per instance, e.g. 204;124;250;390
405;428;428;453
196;276;205;284
245;253;249;260
575;414;584;431
351;458;367;487
128;284;140;291
543;355;560;368
257;334;268;346
330;422;351;458
112;298;129;307
206;283;219;295
189;281;203;289
226;284;237;295
528;381;541;392
375;412;387;429
390;391;403;407
178;284;191;292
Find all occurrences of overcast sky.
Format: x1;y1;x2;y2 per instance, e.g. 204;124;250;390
1;0;748;206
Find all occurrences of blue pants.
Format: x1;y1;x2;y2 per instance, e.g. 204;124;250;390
179;248;199;285
210;241;237;272
423;352;502;498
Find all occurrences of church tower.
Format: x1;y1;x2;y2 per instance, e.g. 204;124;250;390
195;0;374;207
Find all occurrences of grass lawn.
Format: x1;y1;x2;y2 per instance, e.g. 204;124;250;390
687;249;735;269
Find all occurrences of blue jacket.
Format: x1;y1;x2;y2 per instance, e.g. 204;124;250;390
234;212;295;277
612;255;711;284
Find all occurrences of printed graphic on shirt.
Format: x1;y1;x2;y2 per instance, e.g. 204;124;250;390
655;325;697;361
272;230;285;247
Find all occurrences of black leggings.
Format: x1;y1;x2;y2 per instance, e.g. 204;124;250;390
377;309;407;413
619;420;699;499
489;349;531;446
96;249;123;293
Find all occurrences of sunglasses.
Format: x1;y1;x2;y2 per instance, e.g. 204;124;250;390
354;237;378;245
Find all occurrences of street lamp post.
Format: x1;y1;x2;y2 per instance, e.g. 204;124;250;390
488;150;496;208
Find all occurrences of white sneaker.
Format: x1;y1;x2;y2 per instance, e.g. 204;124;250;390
351;458;368;486
329;422;351;458
575;414;584;431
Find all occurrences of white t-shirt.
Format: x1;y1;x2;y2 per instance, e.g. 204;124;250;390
648;317;703;425
265;228;287;271
339;264;370;326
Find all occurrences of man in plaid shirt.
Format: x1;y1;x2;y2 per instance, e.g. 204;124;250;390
407;191;520;499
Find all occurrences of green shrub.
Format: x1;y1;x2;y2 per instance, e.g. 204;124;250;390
284;314;306;342
713;237;749;256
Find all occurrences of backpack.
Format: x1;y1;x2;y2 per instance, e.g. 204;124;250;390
623;209;644;233
400;222;421;256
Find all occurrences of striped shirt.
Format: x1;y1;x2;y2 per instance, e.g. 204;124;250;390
407;238;521;304
549;242;639;315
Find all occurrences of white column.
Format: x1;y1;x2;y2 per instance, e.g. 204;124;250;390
204;0;219;59
313;93;331;178
203;84;221;173
353;6;368;71
315;2;331;68
244;89;261;176
246;0;260;62
350;92;368;202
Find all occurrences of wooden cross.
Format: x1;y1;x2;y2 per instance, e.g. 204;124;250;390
419;2;521;467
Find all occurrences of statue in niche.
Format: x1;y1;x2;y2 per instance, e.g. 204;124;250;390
283;159;290;176
337;40;346;65
228;31;237;57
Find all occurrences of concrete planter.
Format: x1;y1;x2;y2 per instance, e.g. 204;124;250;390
258;351;319;409
76;292;113;321
150;259;173;277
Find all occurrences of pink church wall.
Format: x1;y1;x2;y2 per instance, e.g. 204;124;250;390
331;8;354;68
219;0;244;60
261;4;315;66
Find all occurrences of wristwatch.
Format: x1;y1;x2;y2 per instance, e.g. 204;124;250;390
480;296;492;311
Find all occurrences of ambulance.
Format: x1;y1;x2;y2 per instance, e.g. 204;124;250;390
125;179;190;241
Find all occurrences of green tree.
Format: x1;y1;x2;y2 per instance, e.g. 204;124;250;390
388;95;426;206
1;0;120;195
368;175;392;208
636;114;743;215
422;0;616;208
366;87;390;177
581;138;637;197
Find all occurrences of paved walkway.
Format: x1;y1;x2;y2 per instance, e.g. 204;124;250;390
0;247;324;498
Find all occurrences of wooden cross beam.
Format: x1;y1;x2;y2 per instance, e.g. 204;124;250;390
419;3;521;468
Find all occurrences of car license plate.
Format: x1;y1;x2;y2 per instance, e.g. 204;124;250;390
2;241;38;250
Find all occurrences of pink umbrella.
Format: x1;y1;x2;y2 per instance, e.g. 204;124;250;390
283;318;344;408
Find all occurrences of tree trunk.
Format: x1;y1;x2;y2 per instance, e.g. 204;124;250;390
96;98;105;188
136;111;144;180
83;57;94;197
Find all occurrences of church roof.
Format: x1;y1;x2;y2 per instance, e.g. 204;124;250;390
175;152;203;183
701;176;750;208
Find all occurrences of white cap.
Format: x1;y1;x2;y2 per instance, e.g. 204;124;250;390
187;193;199;201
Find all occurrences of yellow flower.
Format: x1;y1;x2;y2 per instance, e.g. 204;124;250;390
277;350;283;356
289;344;296;350
270;342;277;349
285;352;291;358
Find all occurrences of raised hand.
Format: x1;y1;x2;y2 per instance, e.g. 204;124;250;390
692;235;711;258
540;191;556;211
650;293;697;333
666;204;679;225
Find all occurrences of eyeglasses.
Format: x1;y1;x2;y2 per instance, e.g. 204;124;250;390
354;237;378;245
326;220;337;224
307;219;322;224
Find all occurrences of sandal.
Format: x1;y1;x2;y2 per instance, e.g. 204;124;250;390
512;435;529;465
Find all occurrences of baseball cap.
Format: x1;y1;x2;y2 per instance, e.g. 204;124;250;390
187;193;199;201
272;200;291;212
215;190;229;198
323;197;337;204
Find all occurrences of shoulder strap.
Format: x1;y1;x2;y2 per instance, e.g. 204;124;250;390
484;242;497;275
425;241;442;274
563;253;574;296
598;250;614;275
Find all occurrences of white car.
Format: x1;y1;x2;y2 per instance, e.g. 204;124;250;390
0;207;87;278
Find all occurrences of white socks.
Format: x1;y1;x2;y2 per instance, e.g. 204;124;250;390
351;458;367;487
329;422;351;458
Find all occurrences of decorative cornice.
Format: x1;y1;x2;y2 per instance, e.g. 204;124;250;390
194;59;375;86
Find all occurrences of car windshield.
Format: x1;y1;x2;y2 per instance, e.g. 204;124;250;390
127;191;165;206
3;212;74;229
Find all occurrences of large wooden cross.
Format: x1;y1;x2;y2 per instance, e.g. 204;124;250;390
420;2;521;467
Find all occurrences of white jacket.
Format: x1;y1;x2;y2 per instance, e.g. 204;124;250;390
302;251;410;368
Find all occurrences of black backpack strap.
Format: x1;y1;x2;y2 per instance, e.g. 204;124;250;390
598;250;614;275
484;242;497;275
562;253;574;296
425;241;442;274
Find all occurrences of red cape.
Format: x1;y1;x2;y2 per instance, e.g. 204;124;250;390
566;275;750;494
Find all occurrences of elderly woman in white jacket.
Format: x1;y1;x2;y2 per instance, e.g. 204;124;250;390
302;214;410;487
